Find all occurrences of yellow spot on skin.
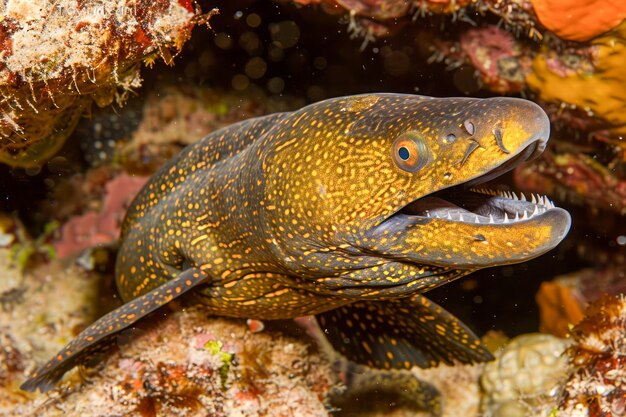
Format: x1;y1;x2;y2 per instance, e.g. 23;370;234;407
191;235;209;245
265;288;289;298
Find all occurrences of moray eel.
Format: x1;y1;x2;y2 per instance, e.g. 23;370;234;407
21;94;571;392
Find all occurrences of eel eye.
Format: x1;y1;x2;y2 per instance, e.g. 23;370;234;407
391;131;430;173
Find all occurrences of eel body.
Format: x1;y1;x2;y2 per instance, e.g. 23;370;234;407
21;93;571;392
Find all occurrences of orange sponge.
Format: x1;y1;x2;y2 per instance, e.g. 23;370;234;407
531;0;626;41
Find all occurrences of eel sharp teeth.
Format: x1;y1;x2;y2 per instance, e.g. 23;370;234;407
489;214;495;224
520;192;527;202
532;206;540;216
522;211;528;220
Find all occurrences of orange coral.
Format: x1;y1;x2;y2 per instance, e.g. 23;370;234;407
536;281;585;337
530;0;626;41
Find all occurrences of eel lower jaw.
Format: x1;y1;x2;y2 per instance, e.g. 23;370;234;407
373;186;571;268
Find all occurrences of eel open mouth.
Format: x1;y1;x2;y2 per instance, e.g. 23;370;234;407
402;188;555;224
398;142;558;225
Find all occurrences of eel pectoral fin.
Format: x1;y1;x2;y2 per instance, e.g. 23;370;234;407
20;269;208;393
316;294;493;370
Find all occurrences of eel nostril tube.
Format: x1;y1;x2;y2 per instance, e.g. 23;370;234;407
463;120;475;135
493;127;510;154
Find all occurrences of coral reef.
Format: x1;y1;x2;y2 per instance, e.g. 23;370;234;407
0;252;100;414
536;267;626;338
480;0;542;39
118;84;272;174
411;364;482;417
291;0;474;18
0;0;207;168
1;1;625;416
13;309;338;417
558;294;626;416
0;233;339;416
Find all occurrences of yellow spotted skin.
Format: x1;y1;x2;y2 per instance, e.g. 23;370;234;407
22;94;571;392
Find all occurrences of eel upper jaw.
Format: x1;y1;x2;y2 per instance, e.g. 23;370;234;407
388;140;565;228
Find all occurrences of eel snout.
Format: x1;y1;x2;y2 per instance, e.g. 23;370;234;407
481;97;550;160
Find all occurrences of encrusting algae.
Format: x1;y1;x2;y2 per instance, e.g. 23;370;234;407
527;22;626;145
0;0;213;168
